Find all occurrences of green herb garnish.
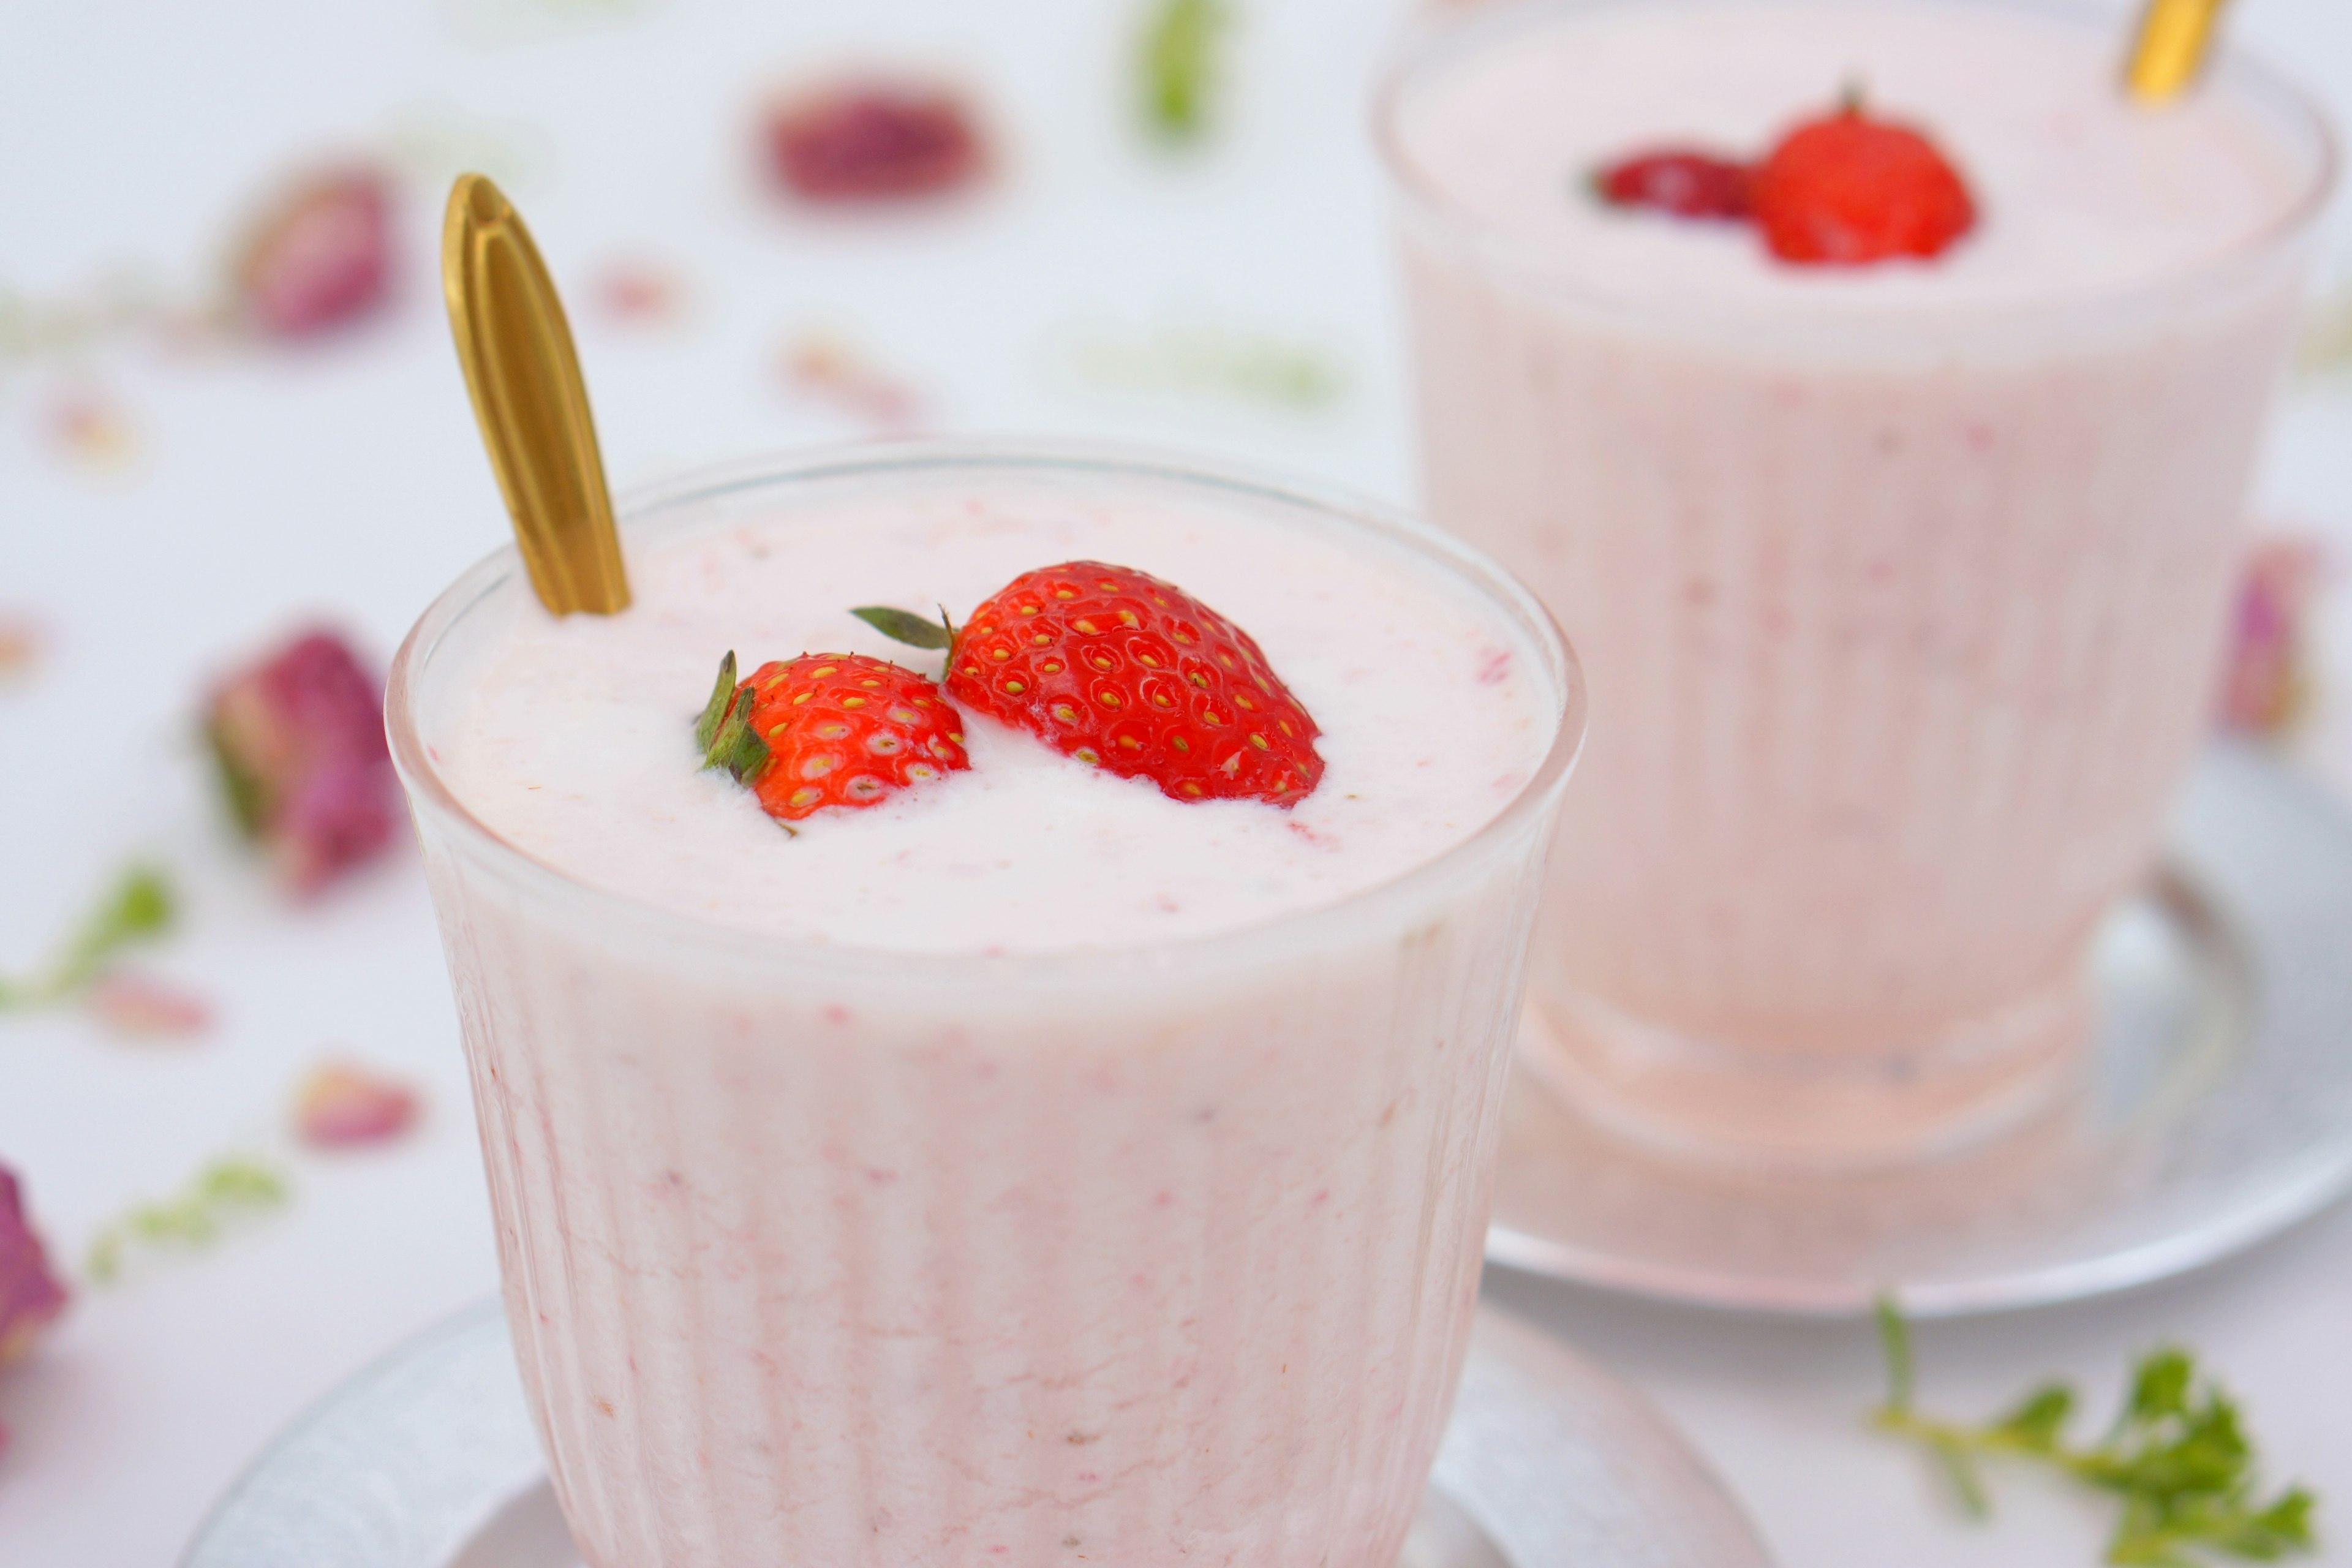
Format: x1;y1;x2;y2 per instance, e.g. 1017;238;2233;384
0;863;176;1011
1140;0;1226;141
85;1156;290;1284
1874;1297;2318;1566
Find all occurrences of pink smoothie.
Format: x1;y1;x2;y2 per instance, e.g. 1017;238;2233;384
391;450;1580;1568
1381;0;2332;1161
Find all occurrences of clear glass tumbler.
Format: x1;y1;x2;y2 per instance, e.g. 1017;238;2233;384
387;445;1585;1568
1378;0;2337;1164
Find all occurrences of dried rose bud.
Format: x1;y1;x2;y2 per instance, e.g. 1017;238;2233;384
765;81;984;202
86;973;213;1039
1;1166;68;1372
0;615;44;681
205;628;398;895
295;1061;421;1149
2218;539;2325;737
233;168;394;340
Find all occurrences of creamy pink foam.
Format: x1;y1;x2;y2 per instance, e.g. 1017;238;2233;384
437;479;1553;951
1386;0;2326;1161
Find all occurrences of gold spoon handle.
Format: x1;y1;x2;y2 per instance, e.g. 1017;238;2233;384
2126;0;2230;104
441;174;631;616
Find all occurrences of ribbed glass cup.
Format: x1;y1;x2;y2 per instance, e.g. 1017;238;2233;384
387;443;1585;1568
1376;0;2337;1165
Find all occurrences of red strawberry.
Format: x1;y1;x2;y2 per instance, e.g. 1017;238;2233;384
860;562;1323;806
234;168;394;339
695;651;968;823
1592;148;1752;220
1749;102;1976;265
765;82;984;202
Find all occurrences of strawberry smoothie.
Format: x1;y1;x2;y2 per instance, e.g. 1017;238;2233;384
1379;0;2334;1163
388;446;1581;1568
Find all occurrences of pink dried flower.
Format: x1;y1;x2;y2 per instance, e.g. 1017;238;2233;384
1;1166;69;1372
783;330;923;431
2218;539;2326;737
765;81;984;202
0;616;44;682
205;628;398;895
295;1061;421;1149
85;973;213;1039
592;259;689;328
233;168;394;340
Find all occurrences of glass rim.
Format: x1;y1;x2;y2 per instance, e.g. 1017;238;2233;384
1370;0;2341;338
386;437;1588;979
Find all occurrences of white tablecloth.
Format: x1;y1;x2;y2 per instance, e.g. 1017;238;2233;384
4;0;2349;1562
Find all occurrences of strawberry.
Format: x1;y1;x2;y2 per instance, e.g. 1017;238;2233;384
695;651;968;823
1591;148;1752;221
1749;101;1976;265
859;561;1323;806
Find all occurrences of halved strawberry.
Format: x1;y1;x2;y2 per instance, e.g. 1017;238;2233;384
1591;148;1753;220
1749;101;1976;265
695;651;968;823
859;560;1323;806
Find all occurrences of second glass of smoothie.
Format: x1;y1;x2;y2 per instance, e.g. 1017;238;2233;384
389;445;1583;1568
1379;0;2335;1163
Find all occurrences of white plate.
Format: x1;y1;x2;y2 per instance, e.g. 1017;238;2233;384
181;1298;1771;1568
1488;744;2352;1316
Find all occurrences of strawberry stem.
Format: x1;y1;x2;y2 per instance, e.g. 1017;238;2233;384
695;651;740;752
853;605;957;652
693;651;772;785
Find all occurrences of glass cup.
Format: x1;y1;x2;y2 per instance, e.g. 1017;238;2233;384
387;444;1585;1568
1376;0;2337;1164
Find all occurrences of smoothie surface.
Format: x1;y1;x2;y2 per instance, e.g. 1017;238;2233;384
1387;0;2318;311
431;479;1558;951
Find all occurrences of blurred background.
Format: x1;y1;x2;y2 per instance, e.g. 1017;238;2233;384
5;0;2352;1564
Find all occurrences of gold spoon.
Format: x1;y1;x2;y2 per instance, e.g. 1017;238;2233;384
441;173;631;616
2126;0;2230;104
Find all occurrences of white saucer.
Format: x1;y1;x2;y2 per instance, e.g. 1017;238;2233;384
180;1298;1771;1568
1487;744;2352;1316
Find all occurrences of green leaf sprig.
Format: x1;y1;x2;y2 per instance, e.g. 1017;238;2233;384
0;864;175;1012
1873;1298;2318;1567
1140;0;1227;142
85;1156;290;1284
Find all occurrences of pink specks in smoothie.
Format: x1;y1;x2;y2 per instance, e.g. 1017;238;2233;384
1964;422;1997;453
1684;576;1718;608
823;1003;854;1025
1475;646;1513;685
866;1167;901;1186
1864;557;1898;586
1074;1472;1099;1485
1311;1188;1330;1206
1152;1190;1175;1207
1285;818;1337;850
